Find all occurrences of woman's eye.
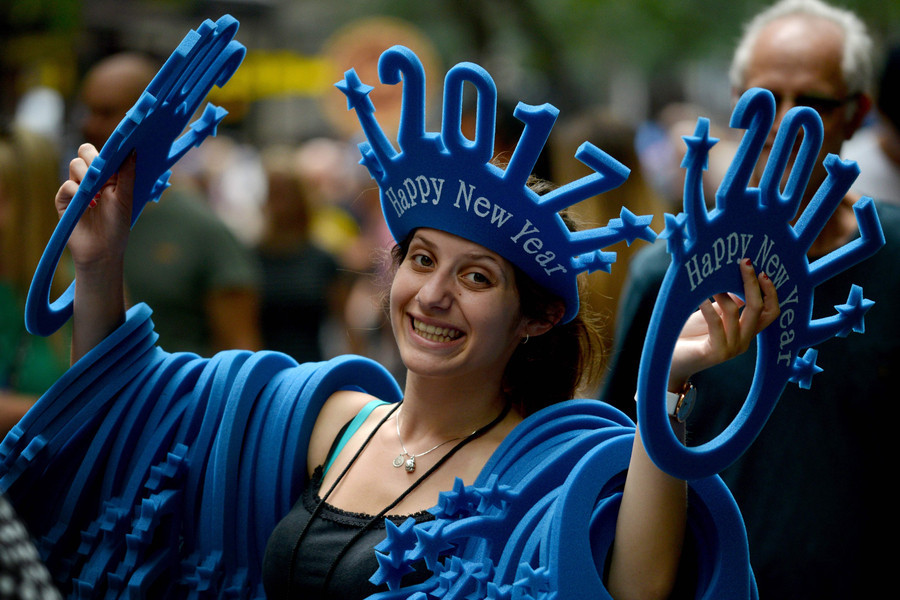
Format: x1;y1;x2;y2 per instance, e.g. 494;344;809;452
463;271;491;285
412;254;434;268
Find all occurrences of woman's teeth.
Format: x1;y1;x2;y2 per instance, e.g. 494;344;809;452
413;318;462;342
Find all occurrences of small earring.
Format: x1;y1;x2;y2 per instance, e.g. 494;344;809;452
521;334;529;344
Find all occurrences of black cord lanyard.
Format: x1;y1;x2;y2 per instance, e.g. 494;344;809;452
288;400;512;594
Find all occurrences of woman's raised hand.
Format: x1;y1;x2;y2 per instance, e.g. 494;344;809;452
59;144;137;363
57;143;136;272
668;259;779;390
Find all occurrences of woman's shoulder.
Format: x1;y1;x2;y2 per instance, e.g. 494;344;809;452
306;390;385;476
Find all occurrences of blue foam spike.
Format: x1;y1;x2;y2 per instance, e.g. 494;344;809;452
24;15;246;338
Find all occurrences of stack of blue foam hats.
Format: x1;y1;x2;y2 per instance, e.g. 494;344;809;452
1;303;405;598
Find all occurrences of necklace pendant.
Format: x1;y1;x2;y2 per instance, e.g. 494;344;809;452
392;455;405;468
404;456;416;473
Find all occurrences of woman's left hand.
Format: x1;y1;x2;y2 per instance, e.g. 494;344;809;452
668;259;779;390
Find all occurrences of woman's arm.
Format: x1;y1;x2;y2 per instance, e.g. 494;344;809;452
607;259;778;600
58;144;136;363
608;426;687;600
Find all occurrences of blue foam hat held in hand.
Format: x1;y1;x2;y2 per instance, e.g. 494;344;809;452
24;15;245;337
636;88;885;480
336;45;658;324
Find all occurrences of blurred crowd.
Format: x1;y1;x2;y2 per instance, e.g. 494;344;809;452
3;17;899;418
1;1;899;598
0;38;678;418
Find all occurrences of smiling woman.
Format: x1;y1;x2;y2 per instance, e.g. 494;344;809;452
6;35;780;600
391;229;531;377
387;190;598;417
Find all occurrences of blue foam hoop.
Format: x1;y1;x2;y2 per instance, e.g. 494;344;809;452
24;15;245;337
636;88;884;480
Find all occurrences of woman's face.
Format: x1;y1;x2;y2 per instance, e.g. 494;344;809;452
390;228;529;381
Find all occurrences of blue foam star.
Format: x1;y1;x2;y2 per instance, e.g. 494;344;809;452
572;250;617;275
371;520;421;589
435;478;480;518
486;582;514;600
359;144;385;180
187;104;226;140
145;443;188;492
371;546;416;590
514;563;550;596
789;348;824;389
473;477;515;513
833;284;874;336
658;212;688;260
434;555;466;595
336;70;375;113
459;558;493;600
374;517;418;556
434;478;465;517
182;552;223;592
680;118;719;172
410;521;455;570
131;490;176;545
607;206;657;246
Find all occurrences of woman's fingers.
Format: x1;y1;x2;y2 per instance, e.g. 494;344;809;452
68;143;97;180
701;259;780;357
724;259;780;353
77;142;99;165
710;291;742;342
67;157;86;183
671;259;781;385
735;259;765;347
697;298;725;346
757;270;779;328
113;152;137;193
56;143;135;270
109;152;136;208
59;144;96;217
55;180;79;217
737;259;780;342
65;143;100;193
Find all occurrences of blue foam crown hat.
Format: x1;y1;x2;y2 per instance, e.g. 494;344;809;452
336;45;657;323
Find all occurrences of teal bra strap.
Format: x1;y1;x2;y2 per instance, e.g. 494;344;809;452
322;398;390;477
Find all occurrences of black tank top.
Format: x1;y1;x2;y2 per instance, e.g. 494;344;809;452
262;426;434;599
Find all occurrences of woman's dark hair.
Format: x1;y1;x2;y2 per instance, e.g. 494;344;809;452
387;174;606;416
502;188;606;415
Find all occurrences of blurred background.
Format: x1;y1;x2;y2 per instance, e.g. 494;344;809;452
1;0;898;386
4;0;898;149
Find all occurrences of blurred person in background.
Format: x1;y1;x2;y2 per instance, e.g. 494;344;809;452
844;42;900;204
292;136;407;379
255;144;350;363
635;102;738;214
550;107;668;395
0;124;70;436
599;1;900;598
294;136;369;261
78;51;262;355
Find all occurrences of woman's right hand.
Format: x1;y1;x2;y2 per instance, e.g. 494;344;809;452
668;258;779;390
60;144;137;363
57;143;136;272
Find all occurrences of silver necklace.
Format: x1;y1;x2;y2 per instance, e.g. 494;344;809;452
392;409;477;473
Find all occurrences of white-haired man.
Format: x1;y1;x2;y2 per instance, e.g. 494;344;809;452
601;1;899;598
